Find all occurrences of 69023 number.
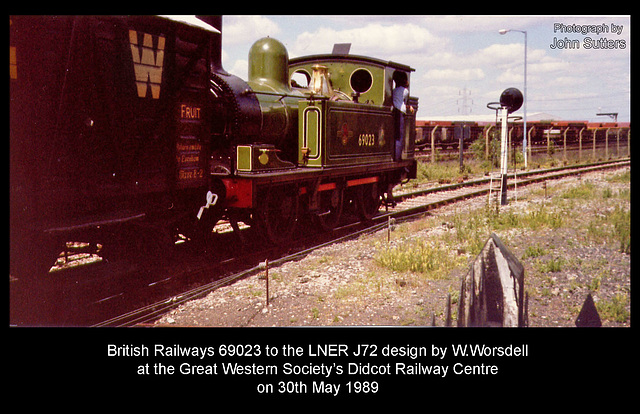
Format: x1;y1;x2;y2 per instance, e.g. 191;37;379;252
358;134;376;146
218;344;261;357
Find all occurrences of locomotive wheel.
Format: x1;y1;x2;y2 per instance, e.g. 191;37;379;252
355;183;382;222
314;187;344;232
257;185;299;245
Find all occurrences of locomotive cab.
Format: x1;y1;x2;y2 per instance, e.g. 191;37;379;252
289;54;418;167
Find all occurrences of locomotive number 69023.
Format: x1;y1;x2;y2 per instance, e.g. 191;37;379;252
358;133;376;147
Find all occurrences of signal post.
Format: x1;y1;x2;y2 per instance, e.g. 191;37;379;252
488;88;523;206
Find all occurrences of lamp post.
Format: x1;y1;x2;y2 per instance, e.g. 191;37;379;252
499;28;527;169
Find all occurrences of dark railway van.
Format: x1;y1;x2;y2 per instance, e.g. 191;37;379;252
10;16;219;276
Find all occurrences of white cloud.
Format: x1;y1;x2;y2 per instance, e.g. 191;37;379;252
472;43;524;66
426;51;458;67
424;68;485;81
291;23;446;57
529;60;570;74
223;15;280;45
228;59;248;79
497;67;523;84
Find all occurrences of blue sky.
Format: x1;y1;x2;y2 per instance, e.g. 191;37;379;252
220;15;630;122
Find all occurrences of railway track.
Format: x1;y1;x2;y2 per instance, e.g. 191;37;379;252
92;158;629;327
389;158;630;217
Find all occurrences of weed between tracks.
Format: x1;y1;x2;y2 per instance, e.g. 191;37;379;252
375;200;567;275
375;239;464;279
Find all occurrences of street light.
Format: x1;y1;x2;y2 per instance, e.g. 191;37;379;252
499;28;528;168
